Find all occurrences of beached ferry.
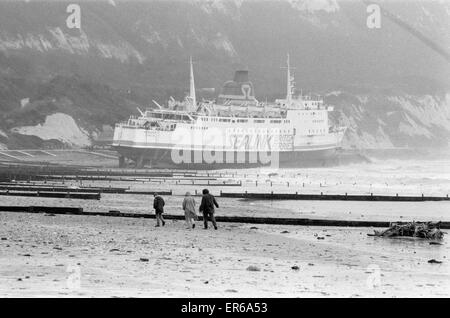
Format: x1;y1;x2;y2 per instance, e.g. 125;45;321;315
112;56;346;168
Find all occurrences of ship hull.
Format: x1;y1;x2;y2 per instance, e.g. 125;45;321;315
113;145;342;169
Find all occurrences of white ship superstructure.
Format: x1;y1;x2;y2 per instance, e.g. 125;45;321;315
112;55;346;168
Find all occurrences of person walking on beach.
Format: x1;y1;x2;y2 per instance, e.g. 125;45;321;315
182;192;197;229
153;192;165;227
199;189;219;230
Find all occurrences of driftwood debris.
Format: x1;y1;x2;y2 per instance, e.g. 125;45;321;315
369;221;445;240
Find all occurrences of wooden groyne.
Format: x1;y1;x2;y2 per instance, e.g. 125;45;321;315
0;184;171;196
0;185;126;194
1;205;449;229
220;192;450;202
0;206;84;214
124;190;172;195
0;191;100;200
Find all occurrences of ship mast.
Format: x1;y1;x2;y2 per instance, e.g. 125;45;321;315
189;56;197;112
284;54;295;107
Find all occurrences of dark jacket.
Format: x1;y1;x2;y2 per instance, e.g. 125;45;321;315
153;196;165;213
199;193;219;214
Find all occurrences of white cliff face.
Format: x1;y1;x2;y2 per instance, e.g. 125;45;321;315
196;0;339;14
195;0;244;14
387;95;450;132
333;93;450;149
0;28;145;64
11;113;91;147
211;33;238;57
287;0;340;13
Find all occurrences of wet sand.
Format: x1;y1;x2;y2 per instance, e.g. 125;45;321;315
0;212;448;297
2;158;448;223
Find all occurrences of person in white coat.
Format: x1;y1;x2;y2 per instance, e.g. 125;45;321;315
182;192;198;229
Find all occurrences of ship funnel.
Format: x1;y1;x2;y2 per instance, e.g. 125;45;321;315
217;69;257;105
233;70;249;83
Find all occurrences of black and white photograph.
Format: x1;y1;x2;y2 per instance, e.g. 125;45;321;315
0;0;448;301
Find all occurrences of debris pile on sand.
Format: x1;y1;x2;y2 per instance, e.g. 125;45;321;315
369;222;445;240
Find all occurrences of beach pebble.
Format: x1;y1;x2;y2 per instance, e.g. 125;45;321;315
246;265;261;272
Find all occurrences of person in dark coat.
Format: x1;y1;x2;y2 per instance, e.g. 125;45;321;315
153;192;165;227
199;189;219;230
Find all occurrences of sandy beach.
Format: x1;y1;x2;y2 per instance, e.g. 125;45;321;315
1;158;449;297
0;211;448;298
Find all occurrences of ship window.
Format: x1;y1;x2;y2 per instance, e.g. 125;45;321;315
164;114;176;120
